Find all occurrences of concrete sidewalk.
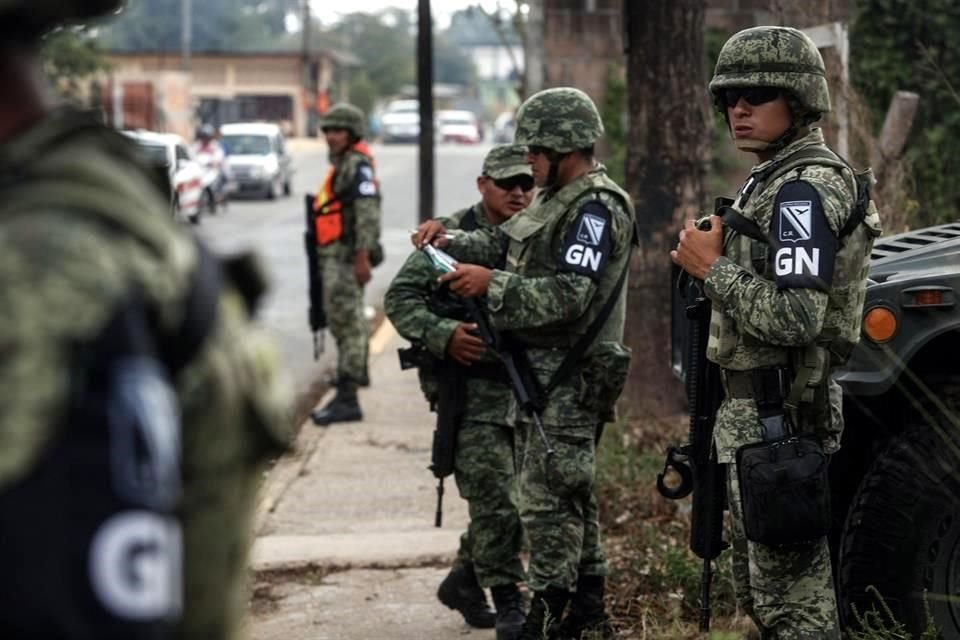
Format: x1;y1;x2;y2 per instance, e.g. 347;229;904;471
248;321;495;639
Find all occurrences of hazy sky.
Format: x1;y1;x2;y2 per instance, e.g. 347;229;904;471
312;0;507;28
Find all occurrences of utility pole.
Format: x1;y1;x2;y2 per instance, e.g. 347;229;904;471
181;0;192;72
302;0;317;137
417;0;435;222
524;0;545;96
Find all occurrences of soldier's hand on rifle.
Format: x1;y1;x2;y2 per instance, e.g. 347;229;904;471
671;215;723;280
354;249;372;285
412;220;450;249
447;322;486;365
438;263;492;298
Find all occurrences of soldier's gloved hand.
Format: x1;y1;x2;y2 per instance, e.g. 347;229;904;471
447;322;486;366
354;249;372;285
671;215;723;280
412;220;449;249
437;263;492;298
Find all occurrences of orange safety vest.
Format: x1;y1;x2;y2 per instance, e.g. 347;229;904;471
313;142;376;246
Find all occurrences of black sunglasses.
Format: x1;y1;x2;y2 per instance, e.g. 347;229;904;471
490;175;535;192
719;87;781;108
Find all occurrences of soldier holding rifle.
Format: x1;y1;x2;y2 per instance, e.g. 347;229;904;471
414;87;637;640
386;145;533;640
670;26;880;639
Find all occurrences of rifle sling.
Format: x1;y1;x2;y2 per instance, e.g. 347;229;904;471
542;250;631;398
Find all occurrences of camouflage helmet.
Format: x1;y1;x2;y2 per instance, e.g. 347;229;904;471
320;103;366;139
0;0;124;39
514;87;604;153
709;26;831;117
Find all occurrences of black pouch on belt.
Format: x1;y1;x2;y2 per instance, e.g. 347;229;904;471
735;368;831;547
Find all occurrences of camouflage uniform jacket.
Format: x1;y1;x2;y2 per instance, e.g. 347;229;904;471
0;109;293;638
318;146;381;260
447;166;635;432
705;128;881;462
385;203;512;425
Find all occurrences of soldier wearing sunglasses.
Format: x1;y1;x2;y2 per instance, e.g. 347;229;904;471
385;145;533;640
671;26;881;639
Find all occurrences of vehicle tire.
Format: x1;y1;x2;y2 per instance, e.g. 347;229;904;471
283;179;292;197
838;375;960;635
265;180;276;200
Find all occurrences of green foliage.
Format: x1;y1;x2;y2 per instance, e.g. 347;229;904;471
347;71;377;118
848;586;939;640
99;0;298;51
600;64;627;186
851;0;960;226
325;11;416;100
41;28;108;99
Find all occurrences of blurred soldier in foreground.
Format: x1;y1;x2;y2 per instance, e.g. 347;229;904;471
385;145;534;640
414;87;637;640
671;26;880;639
0;2;292;637
310;103;382;426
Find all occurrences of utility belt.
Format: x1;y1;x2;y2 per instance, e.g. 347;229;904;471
725;366;832;548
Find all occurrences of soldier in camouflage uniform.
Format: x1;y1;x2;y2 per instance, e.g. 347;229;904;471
672;26;881;639
310;103;382;425
414;88;637;640
385;145;534;640
0;2;292;638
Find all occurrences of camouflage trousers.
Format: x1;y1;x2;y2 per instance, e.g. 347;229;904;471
514;421;608;592
318;256;369;385
453;419;525;588
727;465;841;639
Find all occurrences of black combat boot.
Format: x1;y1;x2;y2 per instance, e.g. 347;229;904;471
310;378;362;426
437;562;497;629
519;588;569;640
491;583;526;640
556;575;614;639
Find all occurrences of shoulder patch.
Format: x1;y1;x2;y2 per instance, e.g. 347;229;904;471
558;200;612;281
771;180;838;292
352;160;378;199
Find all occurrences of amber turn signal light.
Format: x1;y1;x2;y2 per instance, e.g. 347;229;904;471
863;306;897;343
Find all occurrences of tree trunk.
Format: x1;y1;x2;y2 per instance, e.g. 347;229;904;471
622;0;710;416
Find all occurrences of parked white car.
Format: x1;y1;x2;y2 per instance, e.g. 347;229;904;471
437;109;481;144
380;100;421;144
220;122;293;199
124;130;204;224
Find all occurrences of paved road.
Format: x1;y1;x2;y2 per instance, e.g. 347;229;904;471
195;140;492;403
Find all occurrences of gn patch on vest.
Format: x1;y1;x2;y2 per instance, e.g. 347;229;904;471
559;201;612;280
771;180;837;291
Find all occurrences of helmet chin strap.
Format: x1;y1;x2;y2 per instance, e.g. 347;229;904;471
544;149;564;187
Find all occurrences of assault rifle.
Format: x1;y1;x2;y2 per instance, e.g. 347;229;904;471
423;244;554;456
657;266;727;632
303;194;326;359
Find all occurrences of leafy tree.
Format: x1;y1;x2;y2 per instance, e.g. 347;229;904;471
99;0;298;52
41;29;108;99
851;0;960;227
326;10;416;99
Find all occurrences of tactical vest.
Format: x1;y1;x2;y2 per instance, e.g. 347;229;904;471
499;169;636;349
708;140;882;408
0;116;262;638
314;143;379;248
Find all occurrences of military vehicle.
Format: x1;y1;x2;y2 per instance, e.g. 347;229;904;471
833;221;960;635
669;220;960;635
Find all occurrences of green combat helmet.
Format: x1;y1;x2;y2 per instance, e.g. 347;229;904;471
320;103;366;139
514;87;604;154
0;0;123;38
709;26;831;119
